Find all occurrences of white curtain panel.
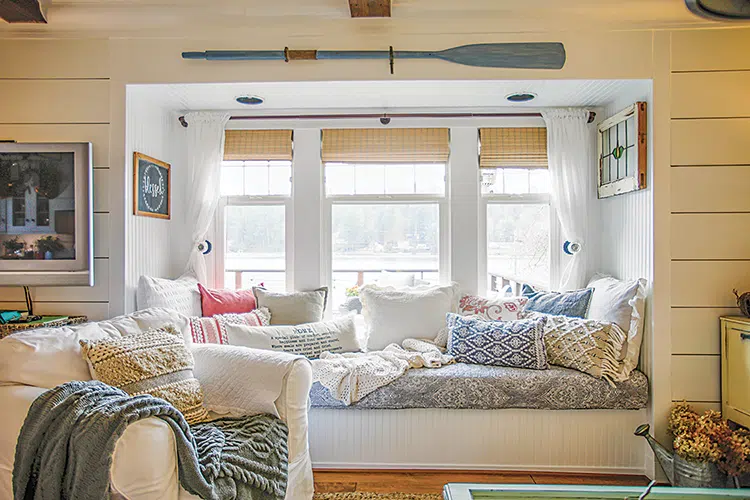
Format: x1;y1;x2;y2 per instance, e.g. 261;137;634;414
183;111;231;282
542;108;595;291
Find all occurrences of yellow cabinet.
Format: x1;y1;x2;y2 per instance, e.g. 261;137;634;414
721;316;750;428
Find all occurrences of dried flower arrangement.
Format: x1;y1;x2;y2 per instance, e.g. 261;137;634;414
345;285;360;297
669;402;750;478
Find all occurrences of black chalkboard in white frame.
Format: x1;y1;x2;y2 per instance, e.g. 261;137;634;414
133;152;170;219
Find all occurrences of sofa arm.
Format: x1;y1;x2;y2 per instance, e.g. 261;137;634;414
191;344;314;499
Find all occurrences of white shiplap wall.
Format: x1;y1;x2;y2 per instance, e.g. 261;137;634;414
668;29;750;414
124;90;185;312
0;42;112;320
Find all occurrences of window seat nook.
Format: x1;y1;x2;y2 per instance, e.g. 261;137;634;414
310;364;648;410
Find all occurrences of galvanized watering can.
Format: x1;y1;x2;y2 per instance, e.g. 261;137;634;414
634;424;736;488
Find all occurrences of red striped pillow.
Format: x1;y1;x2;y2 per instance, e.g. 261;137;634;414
189;308;271;344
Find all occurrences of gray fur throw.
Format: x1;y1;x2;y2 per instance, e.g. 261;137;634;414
13;380;288;500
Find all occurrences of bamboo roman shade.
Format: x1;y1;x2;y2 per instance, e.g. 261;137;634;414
479;127;548;169
223;130;293;161
321;128;450;163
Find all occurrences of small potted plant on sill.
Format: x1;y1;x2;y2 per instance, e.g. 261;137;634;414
344;284;362;314
35;236;64;260
2;237;24;258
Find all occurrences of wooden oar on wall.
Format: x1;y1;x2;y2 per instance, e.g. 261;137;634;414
182;43;566;73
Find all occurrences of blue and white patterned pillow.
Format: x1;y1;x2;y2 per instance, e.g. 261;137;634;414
446;313;548;370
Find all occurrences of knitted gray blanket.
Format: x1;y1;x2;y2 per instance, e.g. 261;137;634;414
13;380;288;500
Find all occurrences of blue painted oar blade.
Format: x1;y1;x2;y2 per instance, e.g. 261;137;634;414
182;50;286;61
436;43;566;69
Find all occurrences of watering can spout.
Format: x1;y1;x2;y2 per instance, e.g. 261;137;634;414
635;424;674;484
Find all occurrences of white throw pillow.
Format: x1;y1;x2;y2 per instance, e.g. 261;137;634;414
586;274;647;378
0;307;190;388
224;315;361;358
360;282;460;351
377;271;416;288
137;275;201;317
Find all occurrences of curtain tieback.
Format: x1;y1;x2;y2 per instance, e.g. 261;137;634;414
563;240;582;255
196;240;212;255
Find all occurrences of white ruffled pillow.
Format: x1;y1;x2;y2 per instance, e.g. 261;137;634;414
360;282;460;351
137;275;201;317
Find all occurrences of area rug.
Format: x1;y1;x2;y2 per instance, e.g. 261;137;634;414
314;494;442;500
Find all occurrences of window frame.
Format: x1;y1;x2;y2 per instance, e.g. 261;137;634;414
323;164;450;310
479;172;559;295
214;177;293;292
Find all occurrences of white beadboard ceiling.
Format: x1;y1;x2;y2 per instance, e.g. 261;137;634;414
0;0;724;37
131;79;644;113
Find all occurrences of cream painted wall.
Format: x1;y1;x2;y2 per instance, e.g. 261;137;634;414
2;26;750;476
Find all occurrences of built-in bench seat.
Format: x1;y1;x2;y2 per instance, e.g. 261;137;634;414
310;363;648;410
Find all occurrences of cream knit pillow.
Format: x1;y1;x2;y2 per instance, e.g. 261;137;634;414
80;325;209;424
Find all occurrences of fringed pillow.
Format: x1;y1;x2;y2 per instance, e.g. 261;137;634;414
189;308;271;344
529;312;627;386
80;325;209;424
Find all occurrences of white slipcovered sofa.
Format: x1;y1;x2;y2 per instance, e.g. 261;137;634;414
0;308;314;500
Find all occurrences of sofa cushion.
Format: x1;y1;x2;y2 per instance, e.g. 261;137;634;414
0;307;190;389
447;314;548;370
80;325;210;424
309;363;648;410
137;275;201;317
254;287;328;325
224;316;362;358
198;283;257;317
458;294;528;322
586;274;647;379
522;284;593;318
360;283;460;350
189;308;271;344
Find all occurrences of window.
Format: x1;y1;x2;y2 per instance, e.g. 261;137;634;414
12;197;25;227
323;128;449;313
36;196;50;227
217;130;293;291
480;127;552;294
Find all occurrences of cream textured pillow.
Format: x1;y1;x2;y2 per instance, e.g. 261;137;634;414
253;287;328;325
80;325;209;424
137;275;201;317
224;315;361;358
531;312;627;386
360;283;460;351
586;274;647;378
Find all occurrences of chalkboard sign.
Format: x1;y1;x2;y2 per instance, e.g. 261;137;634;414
133;152;170;219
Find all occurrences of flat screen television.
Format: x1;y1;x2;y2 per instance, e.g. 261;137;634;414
0;143;93;286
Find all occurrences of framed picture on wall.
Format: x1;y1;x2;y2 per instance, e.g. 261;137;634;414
597;101;647;198
133;152;170;219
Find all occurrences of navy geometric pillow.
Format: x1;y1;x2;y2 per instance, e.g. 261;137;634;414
521;284;593;318
446;313;548;370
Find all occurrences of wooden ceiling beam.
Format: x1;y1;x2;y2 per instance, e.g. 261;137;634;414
0;0;49;23
348;0;391;18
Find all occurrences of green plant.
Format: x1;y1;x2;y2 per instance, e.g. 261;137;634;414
35;235;64;255
669;401;750;477
3;236;24;254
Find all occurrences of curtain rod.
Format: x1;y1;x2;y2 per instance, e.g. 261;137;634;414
177;111;596;128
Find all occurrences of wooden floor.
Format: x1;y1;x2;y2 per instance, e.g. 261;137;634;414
313;470;651;494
